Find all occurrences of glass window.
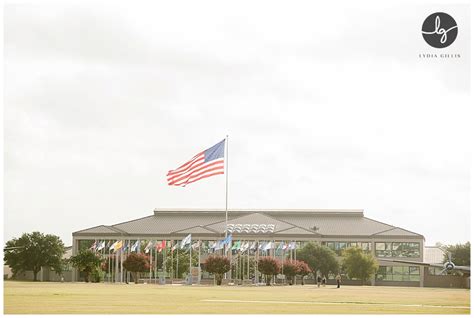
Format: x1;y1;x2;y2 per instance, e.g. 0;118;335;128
409;266;420;275
326;242;335;250
375;242;385;250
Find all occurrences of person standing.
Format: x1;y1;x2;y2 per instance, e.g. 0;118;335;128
336;274;341;288
322;276;326;287
317;275;321;288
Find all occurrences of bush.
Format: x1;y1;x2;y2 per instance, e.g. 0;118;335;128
296;242;339;283
122;253;150;283
203;255;231;285
282;261;298;285
257;257;280;286
295;260;311;285
342;247;378;284
69;249;102;283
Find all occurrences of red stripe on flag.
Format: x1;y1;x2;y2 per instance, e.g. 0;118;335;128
168;162;224;185
172;171;225;187
167;153;205;176
167;159;224;183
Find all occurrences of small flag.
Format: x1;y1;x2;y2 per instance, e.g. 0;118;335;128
249;241;257;251
288;241;296;250
240;241;249;252
171;242;179;252
156;240;166;252
131;240;140;252
258;242;266;250
191;241;201;250
90;240;97;251
263;241;273;250
231;240;241;251
180;234;192;249
282;242;288;251
276;241;284;251
96;241;106;251
144;241;153;253
114;240;123;252
167;139;225;187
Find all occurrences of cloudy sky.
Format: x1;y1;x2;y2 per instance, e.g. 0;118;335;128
3;1;470;246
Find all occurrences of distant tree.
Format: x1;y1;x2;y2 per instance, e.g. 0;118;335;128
296;242;339;283
282;260;298;285
257;257;281;286
164;249;199;279
342;247;378;284
203;255;231;285
4;232;65;281
295;260;311;285
69;249;102;282
122;253;150;283
444;242;470;266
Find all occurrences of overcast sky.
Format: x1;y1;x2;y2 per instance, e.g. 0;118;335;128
3;1;470;247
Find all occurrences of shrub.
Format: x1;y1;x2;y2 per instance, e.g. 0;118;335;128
282;260;298;285
295;260;311;285
296;242;339;283
257;257;281;286
122;253;150;283
203;255;231;285
342;247;378;284
69;249;102;283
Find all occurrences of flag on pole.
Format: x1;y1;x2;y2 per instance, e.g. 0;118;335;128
263;241;273;250
240;241;249;252
167;139;225;187
249;241;257;251
156;240;166;252
180;234;192;249
288;241;296;250
114;240;123;252
144;241;153;253
231;240;241;251
96;241;106;251
90;240;97;251
276;241;284;251
171;242;179;252
131;240;140;252
191;241;200;251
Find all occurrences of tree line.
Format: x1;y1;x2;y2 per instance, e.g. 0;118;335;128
4;231;470;284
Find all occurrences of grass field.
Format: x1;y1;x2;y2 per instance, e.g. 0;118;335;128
3;281;470;314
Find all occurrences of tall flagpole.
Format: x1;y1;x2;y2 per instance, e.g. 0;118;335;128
225;135;230;281
225;135;229;237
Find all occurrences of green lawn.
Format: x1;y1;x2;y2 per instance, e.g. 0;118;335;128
3;281;470;314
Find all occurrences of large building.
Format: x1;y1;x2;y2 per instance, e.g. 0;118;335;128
72;208;434;287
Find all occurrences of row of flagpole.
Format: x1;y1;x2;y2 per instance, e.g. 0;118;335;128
88;235;299;284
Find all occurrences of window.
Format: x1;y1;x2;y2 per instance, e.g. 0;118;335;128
375;242;421;258
323;242;372;255
376;266;420;282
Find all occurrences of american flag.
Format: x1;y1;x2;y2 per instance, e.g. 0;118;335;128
167;139;225;186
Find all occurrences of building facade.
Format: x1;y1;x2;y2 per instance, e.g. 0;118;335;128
72;209;428;286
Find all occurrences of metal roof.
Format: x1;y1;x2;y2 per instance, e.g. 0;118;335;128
73;209;423;239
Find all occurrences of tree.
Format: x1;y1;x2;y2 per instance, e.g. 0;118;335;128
203;255;231;285
4;232;65;281
257;257;280;286
69;249;102;282
122;253;150;283
342;247;378;284
295;260;311;285
282;260;298;285
164;249;199;278
444;242;470;266
296;242;339;283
